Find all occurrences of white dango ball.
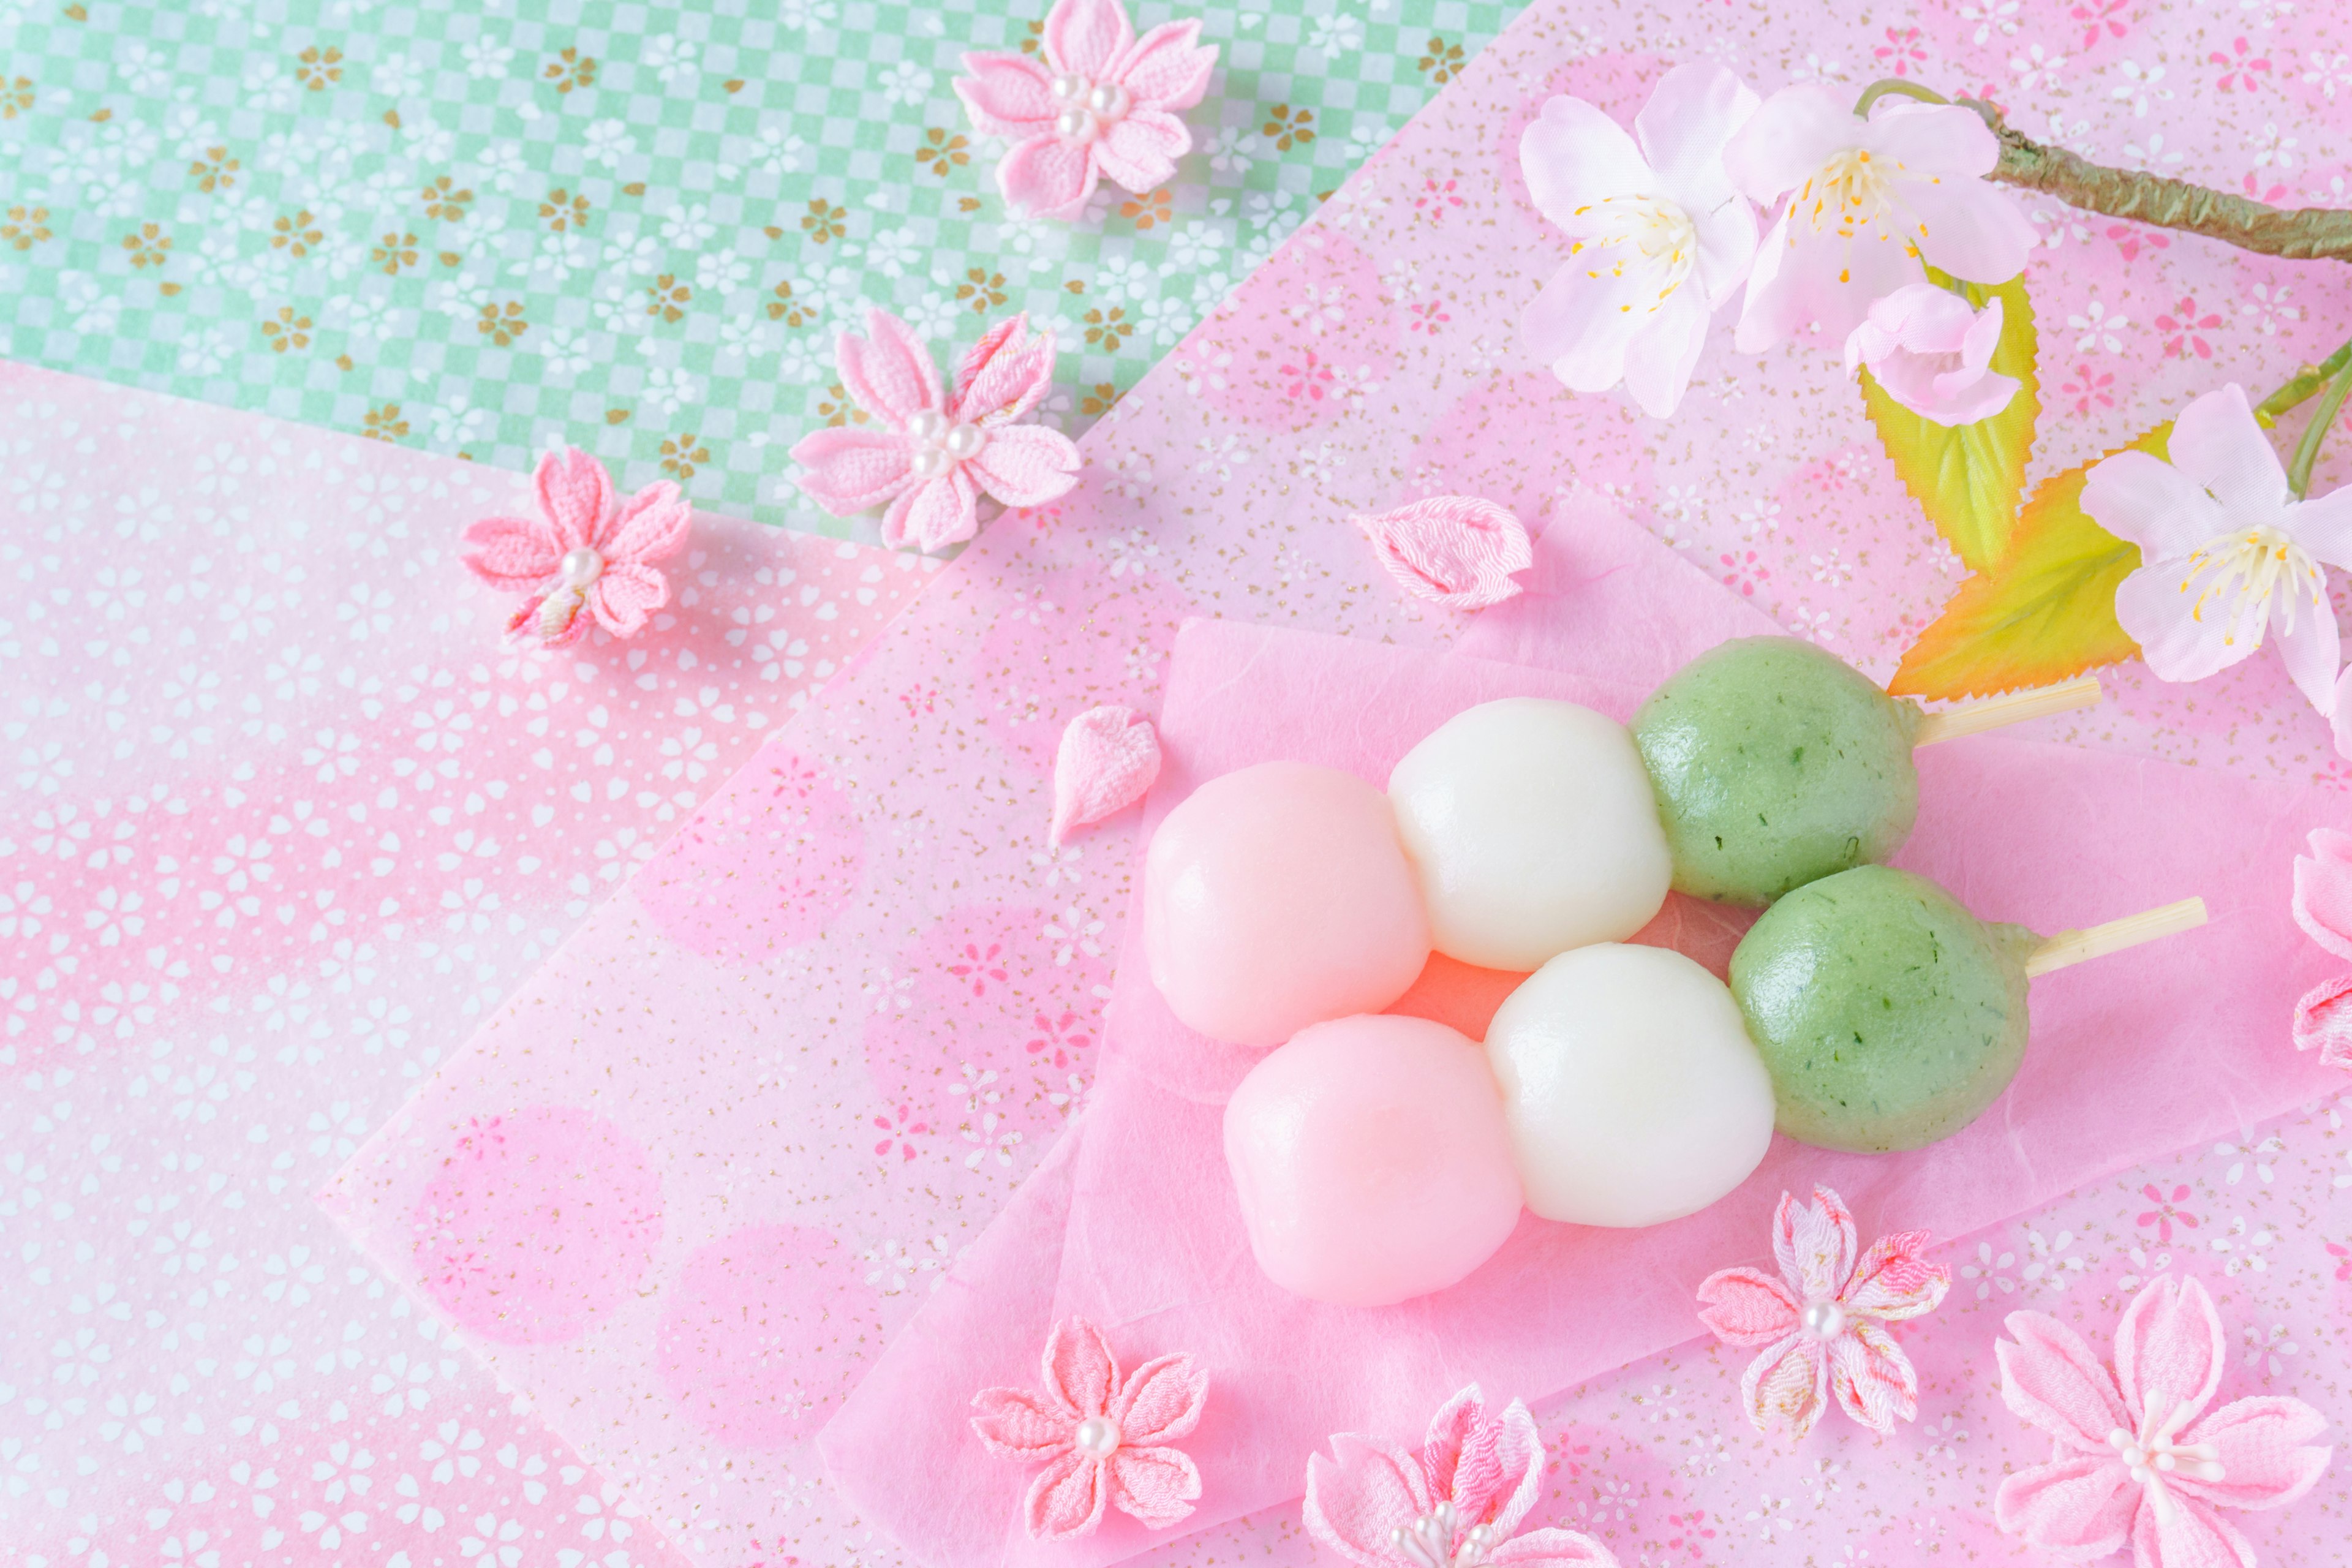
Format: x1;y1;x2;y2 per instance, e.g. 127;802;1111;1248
1484;943;1774;1227
1387;698;1674;972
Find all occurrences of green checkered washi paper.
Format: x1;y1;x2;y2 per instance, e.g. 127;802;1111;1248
0;0;1515;536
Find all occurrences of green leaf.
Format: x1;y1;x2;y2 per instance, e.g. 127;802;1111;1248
1890;425;2166;701
1859;273;2041;573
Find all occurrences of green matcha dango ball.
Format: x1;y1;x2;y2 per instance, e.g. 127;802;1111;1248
1730;865;2038;1154
1632;636;1923;906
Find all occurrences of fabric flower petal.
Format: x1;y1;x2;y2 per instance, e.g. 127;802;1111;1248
587;560;668;638
534;445;612;551
2167;384;2291;520
956;51;1058;137
1354;495;1533;611
1992;1452;2139;1560
1773;1186;1858;1305
838;309;943;427
1106;1445;1201;1528
965;424;1081;508
970;1387;1079;1460
2175;1395;2333;1512
1842;1229;1951;1322
1108;1349;1207;1446
998;132;1101;219
1826;1319;1917;1434
1023;1449;1109;1542
880;468;982;554
1695;1265;1801;1347
1042;0;1133;79
1094;107;1189;197
1999;1310;2131;1453
1302;1433;1434;1568
600;481;692;564
1039;1317;1120;1419
2114;1273;2226;1428
2293;973;2352;1067
2132;1492;2258;1568
1427;1393;1542;1541
1486;1528;1624;1567
1051;706;1161;846
460;514;562;592
1740;1333;1826;1440
1110;20;1215;110
790;426;919;516
952;315;1055;425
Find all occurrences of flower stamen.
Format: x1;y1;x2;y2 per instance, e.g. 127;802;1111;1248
2107;1390;2226;1527
1390;1501;1502;1568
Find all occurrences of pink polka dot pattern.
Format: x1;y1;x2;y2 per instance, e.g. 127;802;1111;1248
654;1224;880;1449
410;1107;665;1346
634;745;866;961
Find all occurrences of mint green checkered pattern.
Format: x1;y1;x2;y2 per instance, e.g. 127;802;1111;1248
0;0;1513;535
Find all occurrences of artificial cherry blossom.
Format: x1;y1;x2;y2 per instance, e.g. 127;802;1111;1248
792;309;1081;553
1995;1274;2331;1568
2081;383;2352;717
1842;281;2021;426
1695;1185;1949;1440
459;446;692;648
1050;706;1161;845
1354;495;1534;609
955;0;1216;221
1725;89;2037;351
2290;827;2352;1067
1518;62;1759;418
969;1316;1208;1541
1303;1384;1619;1567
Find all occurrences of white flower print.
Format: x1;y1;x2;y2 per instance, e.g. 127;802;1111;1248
660;202;718;249
2215;1135;2283;1185
582;119;635;170
1310;10;1365;53
2008;44;2067;92
875;59;932;107
643;366;698;418
644;33;699;88
863;227;923;278
2067;296;2131;353
462;35;516;80
374;52;426;97
429;399;491;447
1960;1240;2018;1299
1207;126;1259;174
1959;0;2020;42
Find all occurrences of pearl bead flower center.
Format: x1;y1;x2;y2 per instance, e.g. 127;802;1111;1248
1798;1298;1847;1340
903;408;989;480
1072;1414;1121;1457
558;546;605;588
1390;1501;1499;1568
2106;1391;2225;1528
1049;71;1131;144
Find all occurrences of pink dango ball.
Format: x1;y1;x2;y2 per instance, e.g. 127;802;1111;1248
1144;761;1433;1049
1223;1014;1524;1306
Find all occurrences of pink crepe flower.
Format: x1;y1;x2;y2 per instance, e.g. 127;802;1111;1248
1050;705;1161;845
1354;496;1535;610
459;446;692;648
1842;281;2022;426
2291;827;2352;1068
1995;1274;2331;1567
955;0;1216;221
791;309;1080;553
969;1316;1209;1542
1303;1384;1619;1567
1695;1185;1950;1441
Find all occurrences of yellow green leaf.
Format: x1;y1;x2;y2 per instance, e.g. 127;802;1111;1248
1860;274;2041;573
1889;425;2168;701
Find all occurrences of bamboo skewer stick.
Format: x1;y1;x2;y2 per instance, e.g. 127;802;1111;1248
1913;676;2105;747
2024;897;2209;979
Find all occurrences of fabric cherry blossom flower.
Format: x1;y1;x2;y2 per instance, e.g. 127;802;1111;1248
955;0;1216;221
2081;383;2352;717
1518;62;1760;419
791;309;1081;553
459;446;692;648
1354;495;1534;609
1695;1185;1950;1441
1994;1273;2331;1567
1303;1384;1619;1567
2291;827;2352;1068
1051;706;1161;845
969;1316;1208;1542
1842;281;2021;426
1725;89;2037;352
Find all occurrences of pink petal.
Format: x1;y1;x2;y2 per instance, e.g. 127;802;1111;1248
1420;1385;1484;1515
790;425;918;515
2079;448;2225;564
1739;1333;1826;1441
508;592;586;649
2131;1492;2258;1568
1110;20;1215;110
838;309;942;427
2294;828;2352;961
1826;1319;1918;1434
600;481;692;564
1039;1317;1119;1419
1094;107;1189;195
2115;1274;2226;1430
955;51;1058;138
1842;1229;1951;1322
998;132;1099;219
1458;1397;1544;1540
1695;1265;1801;1348
966;424;1082;508
1303;1433;1434;1568
586;560;668;638
460;514;562;592
970;1386;1077;1460
2176;1395;2333;1512
1992;1452;2139;1559
952;315;1055;424
2167;383;2288;519
1044;0;1133;78
1109;1349;1205;1446
1774;1186;1858;1304
2293;973;2352;1068
535;445;612;551
1050;706;1161;846
1487;1528;1624;1568
880;469;981;554
1355;495;1533;611
1023;1449;1109;1542
1898;174;2037;287
1998;1310;2130;1454
1724;84;1859;205
1106;1444;1200;1529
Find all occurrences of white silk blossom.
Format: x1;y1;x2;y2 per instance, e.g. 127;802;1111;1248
1519;62;1760;418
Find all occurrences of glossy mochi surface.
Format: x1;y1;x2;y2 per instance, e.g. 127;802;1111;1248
1632;636;1922;906
1485;943;1776;1227
1223;1014;1523;1307
1144;761;1432;1049
1732;864;2036;1153
1387;698;1675;971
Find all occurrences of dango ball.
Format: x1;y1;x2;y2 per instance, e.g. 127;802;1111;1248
1144;761;1432;1049
1387;697;1674;971
1223;1014;1523;1306
1484;943;1776;1227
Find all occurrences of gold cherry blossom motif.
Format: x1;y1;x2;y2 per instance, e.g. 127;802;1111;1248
295;45;342;91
